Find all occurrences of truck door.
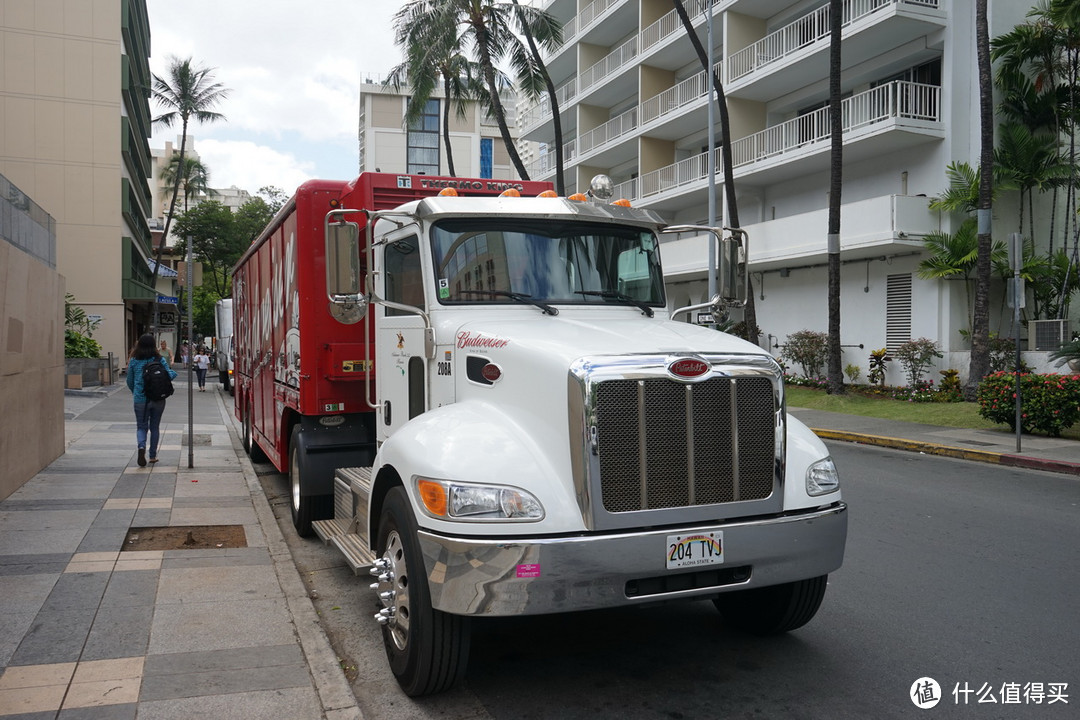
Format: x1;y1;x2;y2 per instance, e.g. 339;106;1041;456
376;231;429;441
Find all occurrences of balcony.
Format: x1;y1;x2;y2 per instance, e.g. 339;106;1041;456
659;194;936;282
615;148;724;204
725;0;946;102
730;80;943;185
748;194;937;270
576;36;639;107
526;139;577;180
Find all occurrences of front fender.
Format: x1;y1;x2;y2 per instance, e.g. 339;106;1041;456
374;401;587;535
784;414;843;509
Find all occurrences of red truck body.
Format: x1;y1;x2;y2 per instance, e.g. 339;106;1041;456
232;173;553;482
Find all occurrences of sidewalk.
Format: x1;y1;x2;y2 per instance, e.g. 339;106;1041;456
0;375;361;720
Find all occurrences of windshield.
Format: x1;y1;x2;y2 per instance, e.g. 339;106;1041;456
430;219;665;308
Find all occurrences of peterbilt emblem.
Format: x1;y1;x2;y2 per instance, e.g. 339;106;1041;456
668;358;710;379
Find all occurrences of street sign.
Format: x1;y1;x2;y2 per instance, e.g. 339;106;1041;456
159;311;177;326
157;295;179;305
86;314;103;322
697;312;715;325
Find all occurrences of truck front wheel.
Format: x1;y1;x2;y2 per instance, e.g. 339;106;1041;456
713;575;828;635
375;487;470;696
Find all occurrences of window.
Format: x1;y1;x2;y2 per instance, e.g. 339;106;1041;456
407;98;440;175
480;138;493;178
384;235;424;316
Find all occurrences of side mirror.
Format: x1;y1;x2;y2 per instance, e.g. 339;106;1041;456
324;214;367;324
717;228;747;307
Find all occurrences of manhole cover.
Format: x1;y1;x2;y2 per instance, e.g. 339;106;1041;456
181;434;213;446
122;525;247;551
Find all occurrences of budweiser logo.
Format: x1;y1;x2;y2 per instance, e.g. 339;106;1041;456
668;358;710;379
456;331;510;350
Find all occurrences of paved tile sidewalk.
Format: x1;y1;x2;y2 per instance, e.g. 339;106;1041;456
0;378;360;719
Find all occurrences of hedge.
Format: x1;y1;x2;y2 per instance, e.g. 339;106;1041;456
977;371;1080;436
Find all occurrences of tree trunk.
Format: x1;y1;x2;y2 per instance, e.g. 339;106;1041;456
512;0;565;194
967;0;993;398
476;27;530;181
826;0;844;395
670;1;758;346
148;124;190;334
442;76;456;177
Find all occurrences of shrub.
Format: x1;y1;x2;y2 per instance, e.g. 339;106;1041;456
894;337;943;387
867;348;891;388
727;321;763;342
781;330;829;378
939;368;963;402
989;334;1030;374
977;371;1080;436
64;293;102;359
844;364;861;384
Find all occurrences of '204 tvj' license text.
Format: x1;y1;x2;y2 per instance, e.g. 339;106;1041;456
666;531;723;569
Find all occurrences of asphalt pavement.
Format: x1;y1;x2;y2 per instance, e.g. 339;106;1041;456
1;380;1078;719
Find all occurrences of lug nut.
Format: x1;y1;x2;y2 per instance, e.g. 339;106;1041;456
379;590;396;602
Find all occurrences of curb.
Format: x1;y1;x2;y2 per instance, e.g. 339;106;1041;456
812;428;1080;477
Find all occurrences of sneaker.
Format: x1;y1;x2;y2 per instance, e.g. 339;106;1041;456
149;457;159;464
137;448;146;467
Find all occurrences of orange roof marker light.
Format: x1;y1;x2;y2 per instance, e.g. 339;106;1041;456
438;187;459;197
537;189;558;198
612;198;632;207
499;188;521;197
568;192;588;202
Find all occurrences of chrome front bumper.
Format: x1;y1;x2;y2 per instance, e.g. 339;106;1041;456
418;503;847;616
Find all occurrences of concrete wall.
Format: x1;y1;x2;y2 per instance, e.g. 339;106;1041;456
0;240;65;501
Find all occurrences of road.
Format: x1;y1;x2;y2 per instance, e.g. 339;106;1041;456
257;442;1080;720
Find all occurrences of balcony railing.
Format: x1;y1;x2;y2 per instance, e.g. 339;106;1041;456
633;148;723;200
730;80;940;167
640;61;721;126
526;138;578;179
640;0;708;53
726;0;940;83
579;36;639;95
577;107;637;156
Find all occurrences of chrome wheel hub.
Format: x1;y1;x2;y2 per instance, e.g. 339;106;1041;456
372;532;410;649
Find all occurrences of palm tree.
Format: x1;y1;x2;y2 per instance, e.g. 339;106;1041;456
826;0;843;395
388;10;479;177
670;1;758;346
394;1;533;182
510;0;566;194
160;154;212;215
968;0;994;397
146;57;228;306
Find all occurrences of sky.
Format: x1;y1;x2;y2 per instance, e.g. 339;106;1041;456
147;1;403;196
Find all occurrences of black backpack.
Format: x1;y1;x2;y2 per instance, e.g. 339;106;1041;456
143;357;174;401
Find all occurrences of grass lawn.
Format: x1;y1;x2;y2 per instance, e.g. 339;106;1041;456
784;385;1080;441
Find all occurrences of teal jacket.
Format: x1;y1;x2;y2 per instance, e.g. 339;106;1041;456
126;355;177;403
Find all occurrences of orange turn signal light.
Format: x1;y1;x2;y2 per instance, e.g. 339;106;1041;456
612;198;632;207
417;480;448;516
568;192;588;202
438;187;459;197
537;190;558;198
499;188;521;197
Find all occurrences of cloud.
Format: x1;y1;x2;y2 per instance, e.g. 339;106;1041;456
147;0;401;191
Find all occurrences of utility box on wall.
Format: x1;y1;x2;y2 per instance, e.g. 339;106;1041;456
1028;319;1069;351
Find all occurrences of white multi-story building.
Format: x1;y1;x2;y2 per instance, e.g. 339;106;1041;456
358;77;531;180
520;0;1040;382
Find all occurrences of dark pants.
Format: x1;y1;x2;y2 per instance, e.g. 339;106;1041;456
134;400;165;459
195;367;207;388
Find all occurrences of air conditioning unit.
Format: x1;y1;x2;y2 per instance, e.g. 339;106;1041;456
1028;319;1070;351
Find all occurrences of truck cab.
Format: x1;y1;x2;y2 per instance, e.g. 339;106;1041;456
314;180;847;696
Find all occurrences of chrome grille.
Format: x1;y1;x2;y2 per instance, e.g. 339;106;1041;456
595;376;776;513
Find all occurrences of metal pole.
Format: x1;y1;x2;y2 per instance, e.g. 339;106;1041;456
1011;233;1022;453
706;0;717;306
186;235;195;469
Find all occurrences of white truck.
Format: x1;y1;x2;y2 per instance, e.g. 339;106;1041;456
213;298;233;393
284;174;846;696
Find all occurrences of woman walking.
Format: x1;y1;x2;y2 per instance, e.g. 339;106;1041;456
126;334;177;466
193;346;211;391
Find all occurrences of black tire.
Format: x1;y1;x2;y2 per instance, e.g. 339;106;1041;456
288;426;331;537
243;399;268;463
375;487;470;696
713;575;829;635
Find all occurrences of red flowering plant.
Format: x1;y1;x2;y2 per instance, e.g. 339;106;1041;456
977;371;1080;436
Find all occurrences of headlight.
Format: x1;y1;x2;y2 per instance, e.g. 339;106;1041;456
806;457;840;496
416;478;544;521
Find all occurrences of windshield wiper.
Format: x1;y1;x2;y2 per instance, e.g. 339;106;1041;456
458;289;559;316
576;290;655;318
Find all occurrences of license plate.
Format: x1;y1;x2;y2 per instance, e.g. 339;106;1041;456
666;531;724;570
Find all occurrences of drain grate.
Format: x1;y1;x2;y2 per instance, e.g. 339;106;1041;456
122;525;247;551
